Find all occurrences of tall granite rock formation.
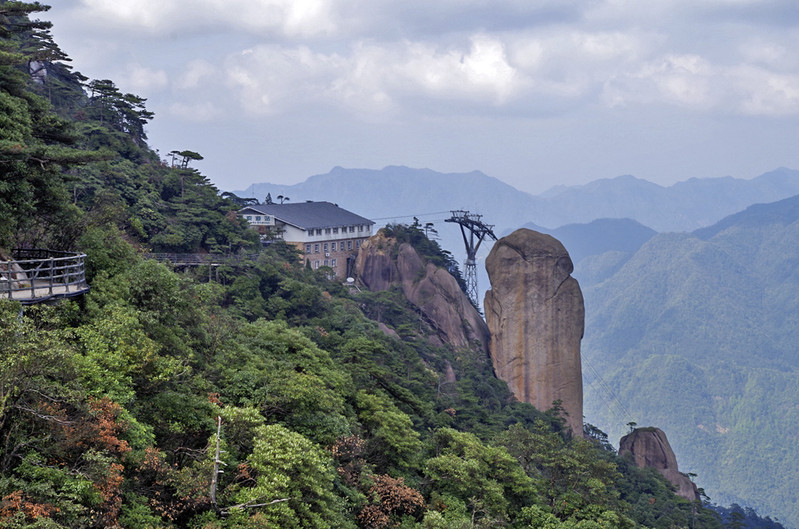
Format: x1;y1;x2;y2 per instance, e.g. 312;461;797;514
619;427;700;502
354;230;490;353
484;228;584;434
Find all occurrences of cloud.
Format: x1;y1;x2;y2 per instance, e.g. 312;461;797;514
601;52;799;116
695;0;799;28
174;60;217;90
75;0;339;37
76;0;176;32
219;0;338;37
57;0;799;121
222;35;525;120
225;45;347;114
395;35;521;103
738;39;795;70
167;101;225;122
71;0;587;39
119;63;169;93
733;66;799;116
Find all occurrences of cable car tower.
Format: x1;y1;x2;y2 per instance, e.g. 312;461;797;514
445;210;497;305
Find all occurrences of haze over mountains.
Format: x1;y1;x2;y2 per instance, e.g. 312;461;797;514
236;166;799;233
240;166;799;527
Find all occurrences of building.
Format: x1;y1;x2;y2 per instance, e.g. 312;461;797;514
239;201;375;278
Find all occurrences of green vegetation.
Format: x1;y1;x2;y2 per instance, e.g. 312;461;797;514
0;3;778;528
580;203;799;527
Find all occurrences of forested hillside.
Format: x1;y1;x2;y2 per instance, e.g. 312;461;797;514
581;195;799;527
0;3;780;528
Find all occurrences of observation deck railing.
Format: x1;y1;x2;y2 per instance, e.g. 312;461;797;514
0;249;89;304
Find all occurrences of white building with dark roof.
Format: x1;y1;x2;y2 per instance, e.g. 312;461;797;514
239;201;375;278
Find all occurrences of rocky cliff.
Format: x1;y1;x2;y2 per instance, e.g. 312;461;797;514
483;228;584;434
354;230;490;352
619;427;700;502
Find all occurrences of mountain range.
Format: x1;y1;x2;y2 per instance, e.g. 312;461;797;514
235;165;799;232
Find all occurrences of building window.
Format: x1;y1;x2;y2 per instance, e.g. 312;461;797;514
255;216;262;221
347;241;352;250
305;244;311;253
245;216;252;220
331;258;337;267
316;229;322;236
323;243;329;252
358;225;363;232
333;227;338;234
314;260;320;269
314;243;320;253
331;242;337;251
324;259;329;266
325;228;331;234
356;240;361;249
349;226;355;233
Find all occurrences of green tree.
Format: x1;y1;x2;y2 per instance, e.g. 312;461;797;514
424;427;537;526
229;424;354;529
355;390;422;472
495;422;634;528
0;1;106;248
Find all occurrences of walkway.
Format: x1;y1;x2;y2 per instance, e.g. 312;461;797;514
1;249;90;305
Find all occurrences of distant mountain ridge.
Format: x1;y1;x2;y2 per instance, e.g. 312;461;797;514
235;166;799;233
523;218;658;286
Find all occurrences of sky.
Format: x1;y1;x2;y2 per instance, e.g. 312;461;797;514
45;0;799;195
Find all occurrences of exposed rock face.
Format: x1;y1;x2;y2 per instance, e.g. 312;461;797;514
484;228;584;434
29;60;47;84
619;427;700;502
354;231;490;352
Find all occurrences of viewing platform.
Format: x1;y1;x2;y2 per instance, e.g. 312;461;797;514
1;249;90;305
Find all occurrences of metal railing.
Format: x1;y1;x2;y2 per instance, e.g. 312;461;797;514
0;249;89;304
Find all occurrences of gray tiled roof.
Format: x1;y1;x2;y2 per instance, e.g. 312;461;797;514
240;201;374;230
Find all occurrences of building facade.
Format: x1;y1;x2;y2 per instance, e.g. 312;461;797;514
240;201;375;278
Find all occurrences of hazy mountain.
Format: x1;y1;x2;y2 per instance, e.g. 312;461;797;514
236;165;799;234
507;218;657;286
235;166;536;234
538;168;799;231
546;218;658;263
581;194;799;526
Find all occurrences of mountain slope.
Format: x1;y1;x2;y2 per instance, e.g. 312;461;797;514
581;195;799;526
0;4;777;527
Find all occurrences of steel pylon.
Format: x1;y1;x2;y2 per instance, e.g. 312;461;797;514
445;210;497;305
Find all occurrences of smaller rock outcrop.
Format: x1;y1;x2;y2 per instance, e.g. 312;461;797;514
354;231;490;353
619;427;700;502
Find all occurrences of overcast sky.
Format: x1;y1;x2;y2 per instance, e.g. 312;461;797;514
46;0;799;195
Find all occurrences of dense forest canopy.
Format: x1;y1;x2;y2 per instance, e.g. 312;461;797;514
0;2;785;528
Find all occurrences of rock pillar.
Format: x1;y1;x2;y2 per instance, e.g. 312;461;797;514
484;228;584;434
